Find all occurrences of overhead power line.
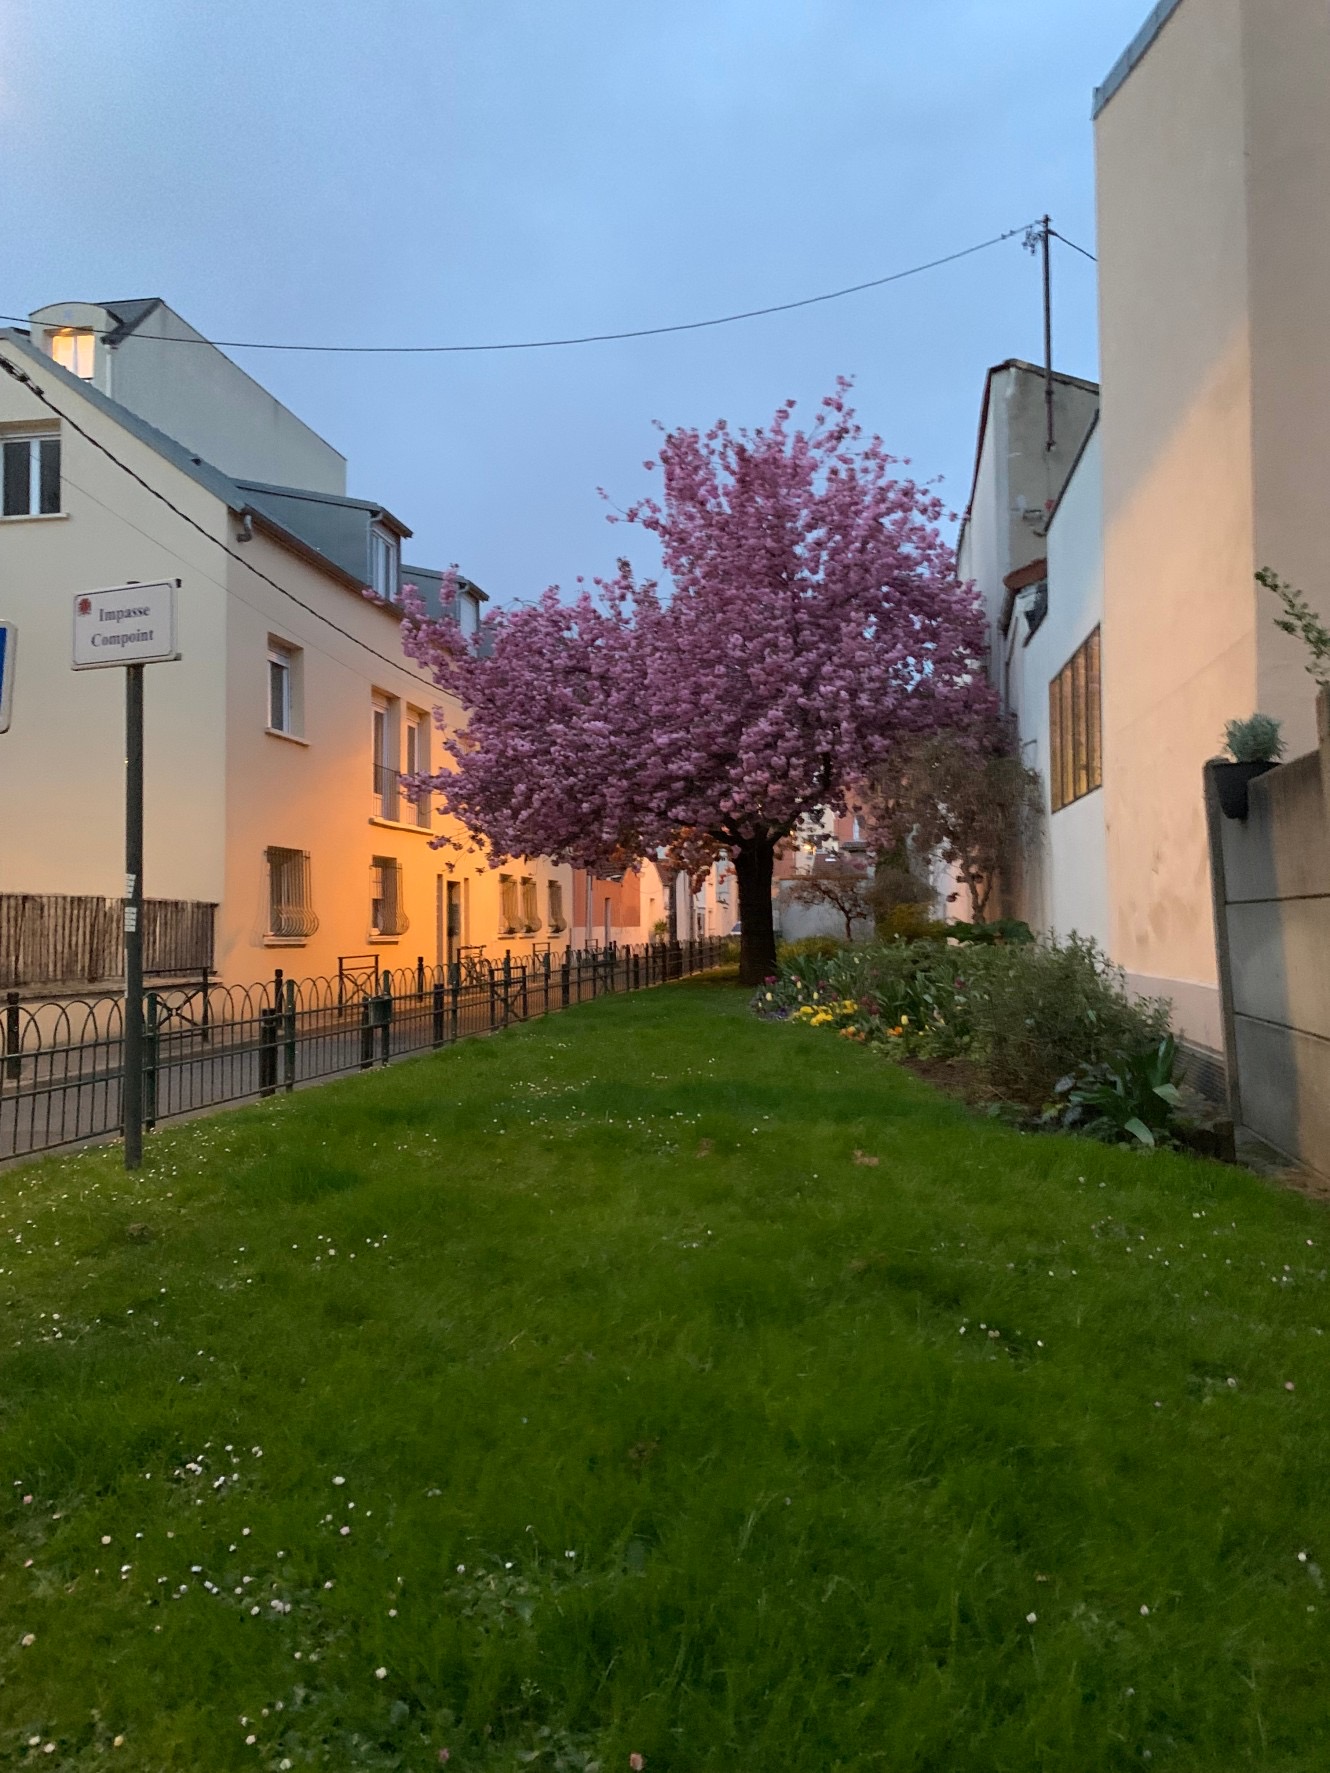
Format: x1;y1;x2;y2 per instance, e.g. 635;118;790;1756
1;221;1053;356
1049;228;1097;263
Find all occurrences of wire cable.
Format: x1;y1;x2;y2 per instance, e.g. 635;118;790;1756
1;222;1042;356
1049;228;1097;264
0;349;437;681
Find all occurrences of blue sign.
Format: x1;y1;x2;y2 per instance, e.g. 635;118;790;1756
0;623;13;734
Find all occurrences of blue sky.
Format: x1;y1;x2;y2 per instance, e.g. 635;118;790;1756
2;0;1147;601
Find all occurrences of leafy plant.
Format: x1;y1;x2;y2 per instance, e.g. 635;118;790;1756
1258;566;1330;682
1048;1036;1182;1147
1223;713;1285;764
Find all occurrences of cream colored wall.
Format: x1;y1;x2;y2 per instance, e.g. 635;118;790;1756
0;345;228;906
219;535;571;983
1095;0;1253;1051
1243;0;1330;756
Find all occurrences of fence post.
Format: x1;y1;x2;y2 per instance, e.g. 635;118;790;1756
259;1002;279;1097
561;951;571;1008
144;991;159;1130
489;961;498;1030
503;950;513;1027
432;979;446;1046
4;991;18;1083
338;956;346;1011
200;967;212;1045
450;961;460;1042
379;975;393;1065
283;978;297;1092
520;959;528;1020
359;997;374;1070
416;954;426;997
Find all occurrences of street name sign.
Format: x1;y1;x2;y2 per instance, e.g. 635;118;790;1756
0;622;14;733
71;581;180;669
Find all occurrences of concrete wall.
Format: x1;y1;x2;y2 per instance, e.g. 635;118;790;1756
1207;689;1330;1173
30;301;347;496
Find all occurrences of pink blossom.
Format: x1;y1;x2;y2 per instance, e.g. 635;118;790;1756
400;386;989;981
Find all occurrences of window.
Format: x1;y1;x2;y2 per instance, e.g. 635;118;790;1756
267;640;299;735
404;710;430;827
370;524;400;603
1049;627;1102;812
50;329;95;379
547;879;566;934
498;874;520;937
520;876;541;933
2;432;61;518
372;696;398;819
370;856;408;937
266;847;318;939
458;591;481;638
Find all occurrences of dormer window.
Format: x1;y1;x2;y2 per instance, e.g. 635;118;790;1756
458;590;481;638
370;524;400;603
49;329;95;379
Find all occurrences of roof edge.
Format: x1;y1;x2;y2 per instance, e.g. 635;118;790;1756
1092;0;1186;119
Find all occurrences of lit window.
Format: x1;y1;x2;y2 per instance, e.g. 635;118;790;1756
50;329;95;379
266;847;318;939
370;856;408;937
370;525;400;603
1049;628;1102;812
2;433;61;517
267;640;298;734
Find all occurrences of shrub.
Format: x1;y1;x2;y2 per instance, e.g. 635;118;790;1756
755;932;1173;1117
1223;713;1284;764
777;935;846;963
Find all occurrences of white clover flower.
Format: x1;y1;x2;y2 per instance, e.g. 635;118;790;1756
375;1666;388;1679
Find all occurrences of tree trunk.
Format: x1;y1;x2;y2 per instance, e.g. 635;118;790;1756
734;836;778;985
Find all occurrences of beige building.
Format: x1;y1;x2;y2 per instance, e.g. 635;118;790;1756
0;301;572;990
1094;0;1330;1053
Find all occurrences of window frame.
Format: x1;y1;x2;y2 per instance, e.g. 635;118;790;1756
2;431;62;519
50;329;95;379
404;709;431;827
267;640;295;735
547;879;567;935
369;855;408;939
498;873;521;938
370;524;401;604
1049;627;1103;813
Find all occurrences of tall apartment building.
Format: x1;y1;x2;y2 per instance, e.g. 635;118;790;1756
0;299;572;989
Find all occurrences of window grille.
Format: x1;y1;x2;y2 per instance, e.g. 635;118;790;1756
266;847;318;938
547;880;567;934
520;876;541;933
498;874;520;936
370;857;408;937
1049;627;1102;812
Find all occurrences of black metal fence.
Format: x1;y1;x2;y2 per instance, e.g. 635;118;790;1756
0;939;728;1162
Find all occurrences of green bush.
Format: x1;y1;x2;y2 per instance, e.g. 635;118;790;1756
756;933;1173;1116
777;935;847;963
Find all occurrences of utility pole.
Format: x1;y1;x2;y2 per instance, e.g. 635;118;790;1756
123;663;145;1169
1025;215;1055;454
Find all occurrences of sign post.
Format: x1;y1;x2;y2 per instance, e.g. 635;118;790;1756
72;581;180;1170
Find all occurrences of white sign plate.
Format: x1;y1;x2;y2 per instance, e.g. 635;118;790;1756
72;581;180;669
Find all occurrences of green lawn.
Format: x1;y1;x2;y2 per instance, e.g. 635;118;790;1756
3;978;1329;1771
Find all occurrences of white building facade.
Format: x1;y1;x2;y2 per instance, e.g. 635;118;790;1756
0;301;571;991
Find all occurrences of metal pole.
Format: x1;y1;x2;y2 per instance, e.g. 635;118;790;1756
1041;214;1055;454
123;663;145;1169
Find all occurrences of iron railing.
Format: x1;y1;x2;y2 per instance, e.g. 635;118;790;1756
0;938;728;1162
0;894;216;991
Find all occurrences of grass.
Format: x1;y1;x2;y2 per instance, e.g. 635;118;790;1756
2;977;1329;1771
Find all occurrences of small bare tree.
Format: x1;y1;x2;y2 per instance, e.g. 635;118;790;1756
785;855;874;942
868;719;1041;923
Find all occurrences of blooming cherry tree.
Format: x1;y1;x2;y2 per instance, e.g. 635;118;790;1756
400;386;991;982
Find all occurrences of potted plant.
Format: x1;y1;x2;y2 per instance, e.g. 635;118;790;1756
1214;713;1285;819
